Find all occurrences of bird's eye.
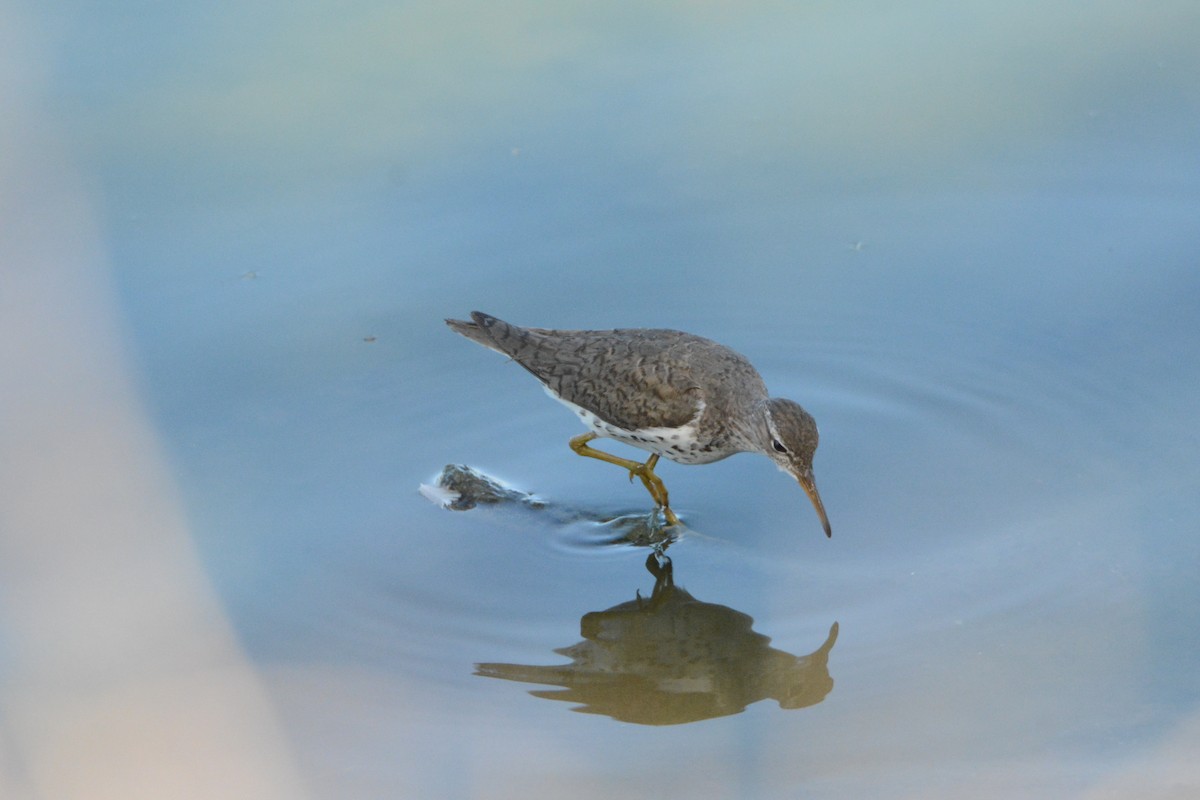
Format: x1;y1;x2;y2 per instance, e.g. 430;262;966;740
772;439;788;454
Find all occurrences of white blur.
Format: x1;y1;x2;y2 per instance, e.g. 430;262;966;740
0;6;308;798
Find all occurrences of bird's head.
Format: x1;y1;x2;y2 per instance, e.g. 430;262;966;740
764;398;832;538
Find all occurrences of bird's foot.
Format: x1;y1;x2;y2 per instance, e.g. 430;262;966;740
627;461;673;514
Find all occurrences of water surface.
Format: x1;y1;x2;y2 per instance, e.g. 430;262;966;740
3;2;1199;798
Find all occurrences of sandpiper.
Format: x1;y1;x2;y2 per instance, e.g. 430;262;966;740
446;311;831;537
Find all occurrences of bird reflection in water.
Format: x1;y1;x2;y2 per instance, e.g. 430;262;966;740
476;551;838;725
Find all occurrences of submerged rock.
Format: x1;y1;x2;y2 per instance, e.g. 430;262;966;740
419;464;679;548
420;464;546;511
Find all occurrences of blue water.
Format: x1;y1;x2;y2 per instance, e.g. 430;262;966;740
4;2;1200;798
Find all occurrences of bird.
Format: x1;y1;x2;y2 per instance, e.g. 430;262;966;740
445;311;831;538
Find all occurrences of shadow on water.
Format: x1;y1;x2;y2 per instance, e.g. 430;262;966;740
425;463;838;724
475;551;838;726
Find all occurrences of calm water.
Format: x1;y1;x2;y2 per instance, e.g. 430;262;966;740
3;2;1199;798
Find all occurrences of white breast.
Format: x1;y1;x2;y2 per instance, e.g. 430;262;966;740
544;387;711;464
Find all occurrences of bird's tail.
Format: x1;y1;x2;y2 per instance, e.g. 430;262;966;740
445;311;526;356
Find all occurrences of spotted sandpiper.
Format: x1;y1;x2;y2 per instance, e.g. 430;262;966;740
446;312;832;538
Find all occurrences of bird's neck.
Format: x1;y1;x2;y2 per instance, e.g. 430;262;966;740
725;399;773;454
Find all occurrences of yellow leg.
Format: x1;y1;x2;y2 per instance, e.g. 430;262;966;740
569;433;680;524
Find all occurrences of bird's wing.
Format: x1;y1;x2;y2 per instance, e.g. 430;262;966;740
523;329;707;431
448;312;764;432
454;314;696;429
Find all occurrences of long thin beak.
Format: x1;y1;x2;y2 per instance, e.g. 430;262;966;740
794;468;832;538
